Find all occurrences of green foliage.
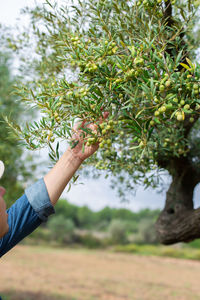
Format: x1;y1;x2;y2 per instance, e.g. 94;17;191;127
95;206;113;224
114;243;200;260
26;227;51;243
55;199;79;226
108;219;128;244
26;198;161;246
78;233;103;248
47;215;75;243
76;206;96;228
185;238;200;248
6;0;200;198
135;218;158;244
54;199;160;231
25;198;200;251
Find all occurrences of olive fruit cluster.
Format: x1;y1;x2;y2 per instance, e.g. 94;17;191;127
134;57;144;66
67;87;88;99
85;119;117;148
159;74;173;92
193;83;199;95
105;41;118;55
175;111;184;121
54;111;61;123
86;62;98;72
86;137;98;146
136;0;168;10
69;35;84;48
99;119;117;148
154;105;167;117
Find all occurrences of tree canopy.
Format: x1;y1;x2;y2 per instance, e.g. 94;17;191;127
6;0;200;243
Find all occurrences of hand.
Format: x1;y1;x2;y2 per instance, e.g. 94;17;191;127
69;112;109;162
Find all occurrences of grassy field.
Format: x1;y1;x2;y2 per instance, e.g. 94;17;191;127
114;243;200;260
1;245;200;300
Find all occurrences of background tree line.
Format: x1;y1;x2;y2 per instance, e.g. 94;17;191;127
27;198;160;247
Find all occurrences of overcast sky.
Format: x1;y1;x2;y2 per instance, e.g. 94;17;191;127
1;0;200;212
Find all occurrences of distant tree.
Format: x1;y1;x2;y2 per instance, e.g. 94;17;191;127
112;208;135;220
136;218;158;244
0;51;36;206
77;206;95;228
108;219;127;244
133;209;160;223
55;199;79;226
47;215;75;243
96;206;113;224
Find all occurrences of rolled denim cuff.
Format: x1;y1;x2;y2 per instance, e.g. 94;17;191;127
25;178;55;222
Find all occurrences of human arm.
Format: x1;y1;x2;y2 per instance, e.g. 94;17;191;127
44;116;107;206
43;148;82;206
0;115;107;257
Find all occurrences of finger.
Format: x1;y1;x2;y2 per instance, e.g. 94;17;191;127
103;111;109;119
73;116;88;128
87;123;98;131
71;131;85;143
99;111;109;124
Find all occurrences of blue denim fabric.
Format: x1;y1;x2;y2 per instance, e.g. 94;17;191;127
25;178;55;222
0;178;55;258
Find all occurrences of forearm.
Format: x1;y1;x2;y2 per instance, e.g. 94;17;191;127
44;147;83;206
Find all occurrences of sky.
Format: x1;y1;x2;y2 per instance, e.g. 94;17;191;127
1;0;200;212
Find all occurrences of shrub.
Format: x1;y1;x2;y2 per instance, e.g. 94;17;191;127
47;216;75;244
187;239;200;249
55;199;79;226
28;227;51;242
79;234;102;248
114;244;139;253
95;220;110;231
136;218;158;244
108;219;128;244
160;247;181;258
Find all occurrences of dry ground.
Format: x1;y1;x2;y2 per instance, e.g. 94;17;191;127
1;245;200;300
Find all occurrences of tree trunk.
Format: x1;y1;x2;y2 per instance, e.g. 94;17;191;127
155;157;200;245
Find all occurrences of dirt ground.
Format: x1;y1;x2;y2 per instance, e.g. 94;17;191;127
1;245;200;300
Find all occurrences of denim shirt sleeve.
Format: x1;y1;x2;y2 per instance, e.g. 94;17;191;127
0;178;55;258
25;178;55;222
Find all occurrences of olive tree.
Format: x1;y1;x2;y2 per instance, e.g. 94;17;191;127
7;0;200;244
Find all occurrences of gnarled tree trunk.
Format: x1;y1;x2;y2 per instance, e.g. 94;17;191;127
152;0;200;245
155;157;200;245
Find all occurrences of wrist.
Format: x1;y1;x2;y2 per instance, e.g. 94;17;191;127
65;147;84;165
44;147;83;206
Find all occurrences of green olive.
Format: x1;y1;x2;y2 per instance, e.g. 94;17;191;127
159;85;165;92
177;114;184;121
184;104;190;110
189;117;195;122
165;80;171;88
180;100;185;105
150;120;155;126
